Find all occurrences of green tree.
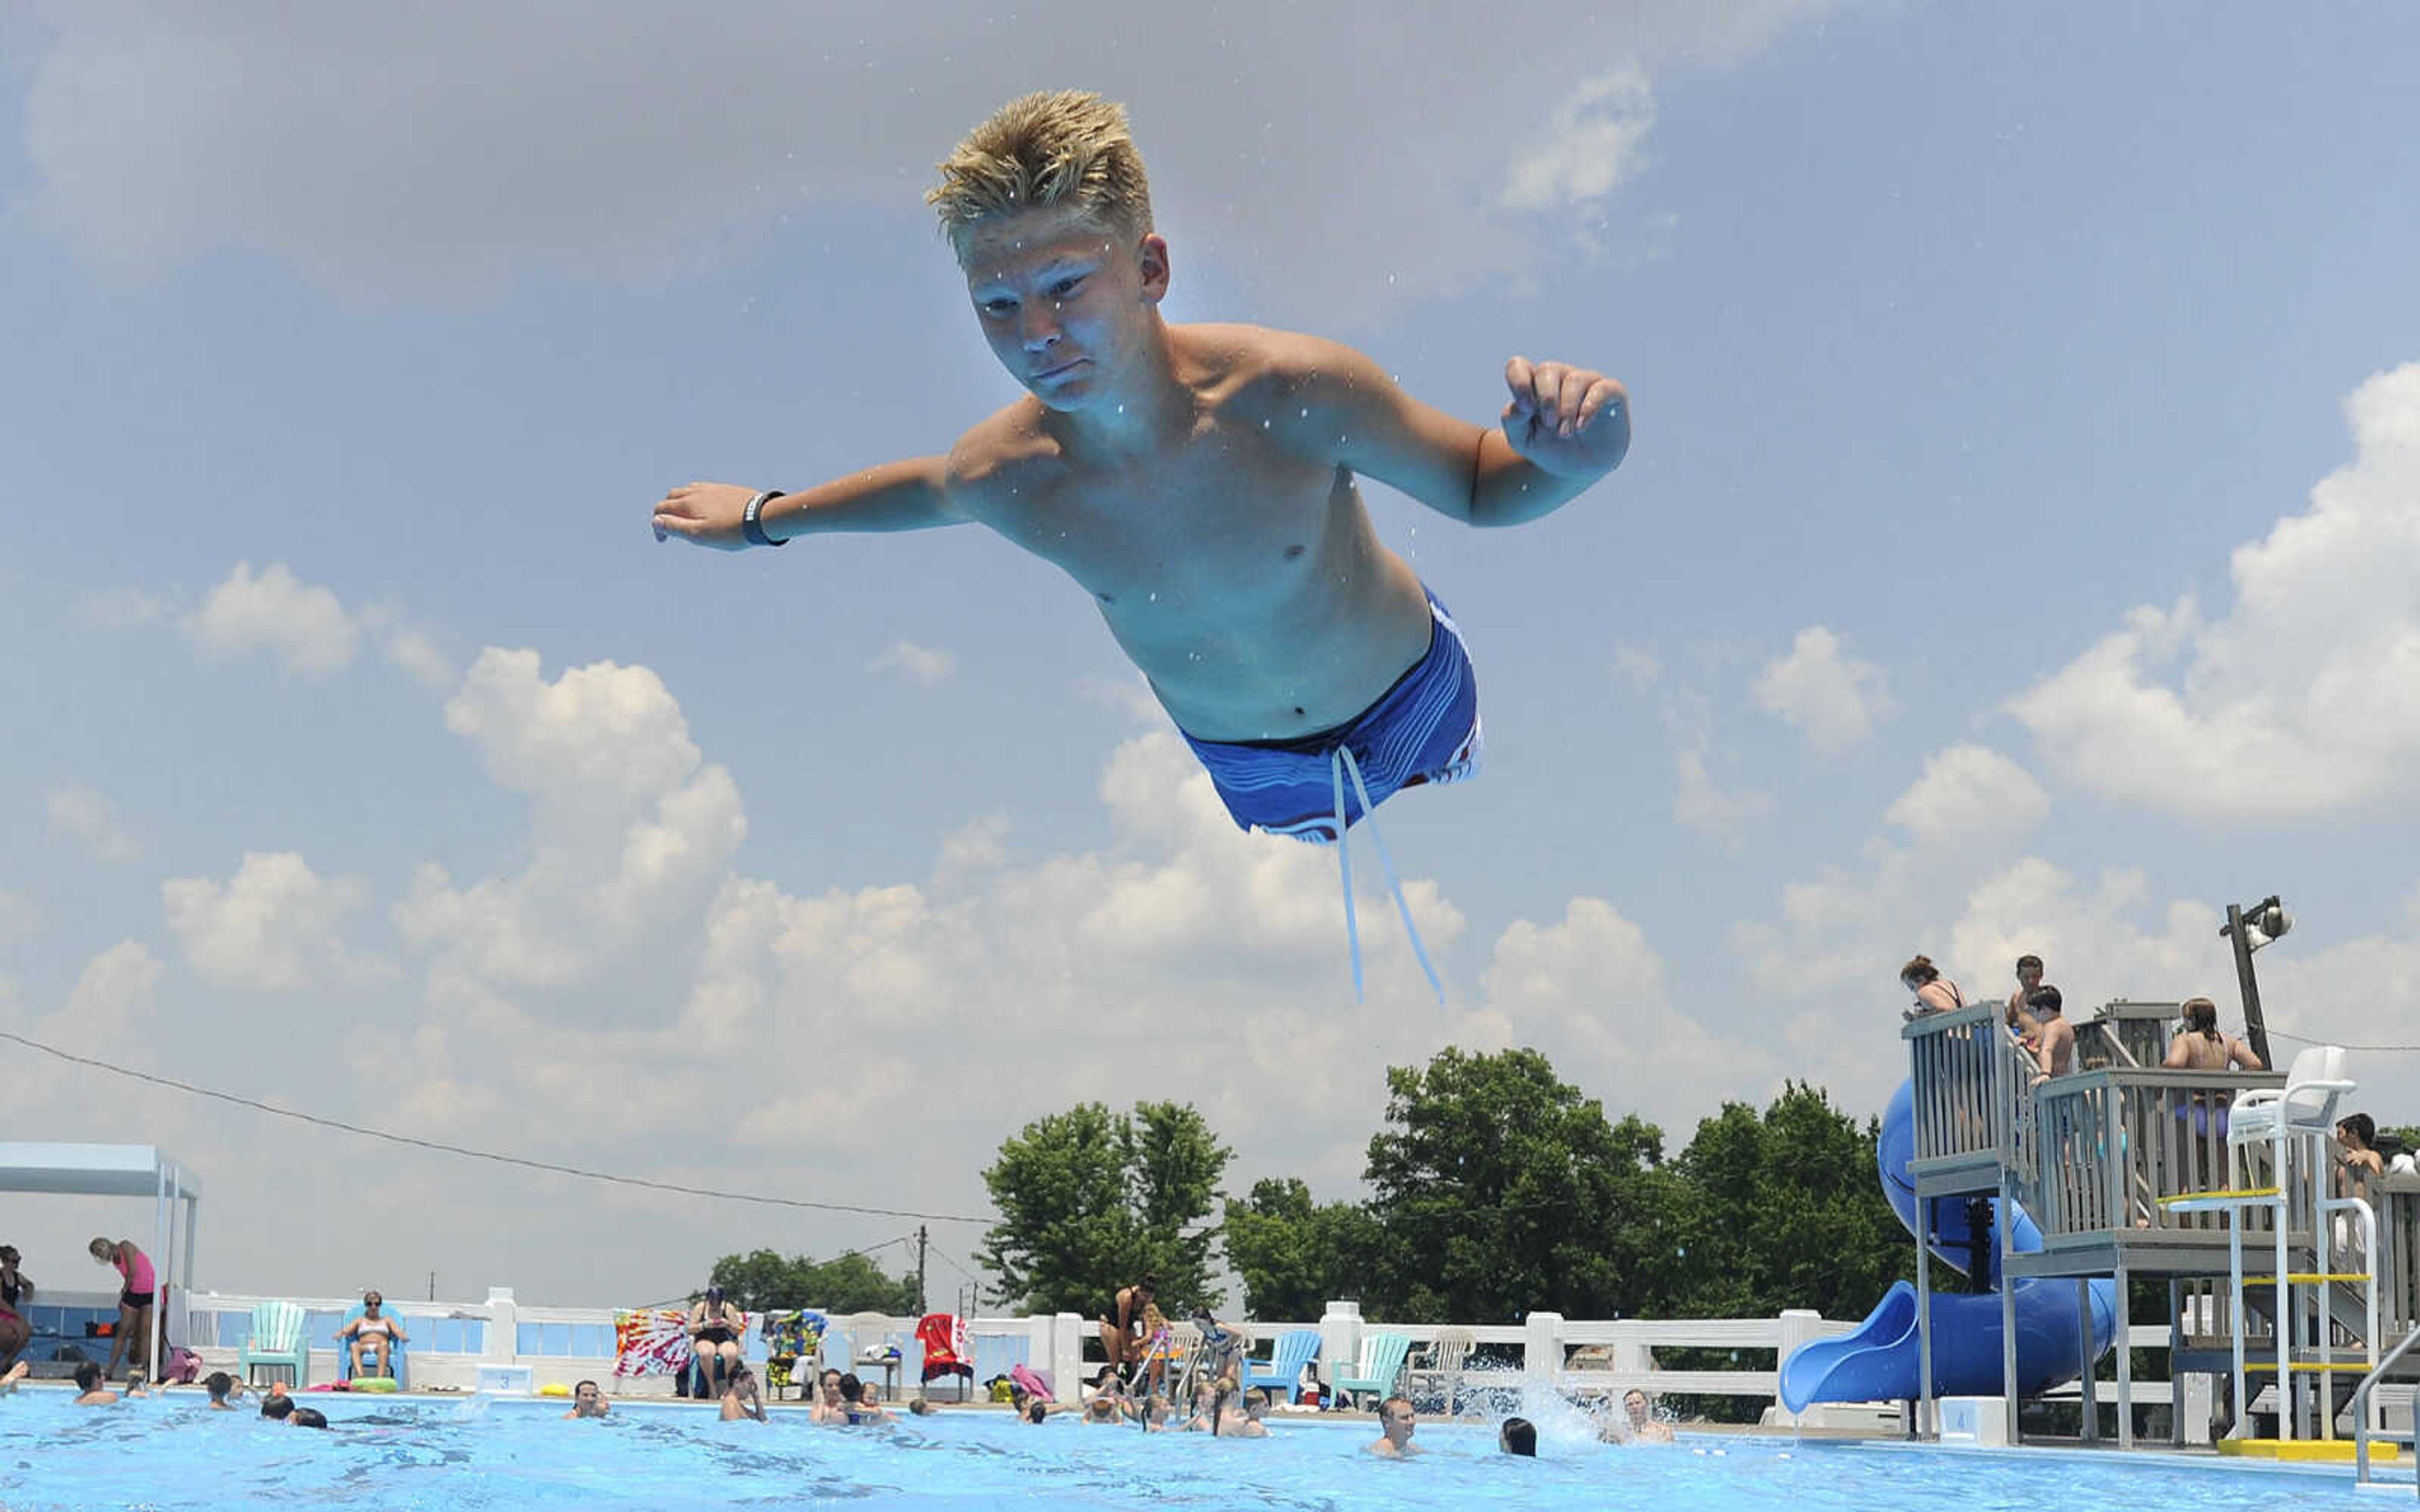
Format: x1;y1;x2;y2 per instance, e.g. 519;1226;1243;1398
705;1247;919;1314
981;1100;1233;1314
1662;1082;1910;1322
1361;1046;1677;1322
1222;1177;1388;1320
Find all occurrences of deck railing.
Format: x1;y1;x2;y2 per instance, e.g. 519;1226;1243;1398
170;1288;1853;1412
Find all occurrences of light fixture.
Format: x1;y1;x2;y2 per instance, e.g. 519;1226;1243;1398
2218;894;2290;1068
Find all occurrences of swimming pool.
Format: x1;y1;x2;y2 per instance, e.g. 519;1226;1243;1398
0;1390;2403;1510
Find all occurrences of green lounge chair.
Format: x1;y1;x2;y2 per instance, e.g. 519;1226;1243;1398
238;1298;309;1389
1332;1330;1412;1409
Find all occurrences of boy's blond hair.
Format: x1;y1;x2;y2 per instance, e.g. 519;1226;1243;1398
926;90;1153;259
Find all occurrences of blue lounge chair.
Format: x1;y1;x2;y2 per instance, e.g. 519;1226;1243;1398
336;1303;409;1389
1238;1329;1322;1404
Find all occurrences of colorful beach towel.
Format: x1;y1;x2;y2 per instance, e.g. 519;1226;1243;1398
611;1309;694;1378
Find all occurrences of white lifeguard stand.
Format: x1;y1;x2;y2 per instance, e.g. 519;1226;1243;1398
0;1142;203;1375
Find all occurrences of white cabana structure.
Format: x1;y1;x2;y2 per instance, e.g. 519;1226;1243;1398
0;1142;201;1375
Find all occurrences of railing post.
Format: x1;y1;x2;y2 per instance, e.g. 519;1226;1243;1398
1320;1300;1363;1390
1775;1310;1822;1424
486;1286;517;1369
1051;1312;1084;1402
1523;1311;1564;1394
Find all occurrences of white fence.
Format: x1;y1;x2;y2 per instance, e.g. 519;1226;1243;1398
164;1290;1857;1410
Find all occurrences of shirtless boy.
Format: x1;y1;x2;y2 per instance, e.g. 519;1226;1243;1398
651;92;1629;988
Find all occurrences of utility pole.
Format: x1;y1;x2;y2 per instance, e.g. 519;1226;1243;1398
915;1226;929;1316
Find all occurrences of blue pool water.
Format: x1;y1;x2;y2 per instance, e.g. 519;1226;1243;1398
0;1389;2402;1510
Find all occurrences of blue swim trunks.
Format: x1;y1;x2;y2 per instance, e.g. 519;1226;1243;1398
1180;585;1482;844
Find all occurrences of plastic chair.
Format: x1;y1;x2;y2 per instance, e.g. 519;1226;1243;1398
1331;1331;1412;1409
335;1303;410;1389
1407;1327;1475;1415
238;1299;309;1389
2227;1044;2354;1188
1238;1329;1322;1404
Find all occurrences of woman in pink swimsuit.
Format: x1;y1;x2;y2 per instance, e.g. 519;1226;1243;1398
89;1237;155;1383
0;1244;32;1374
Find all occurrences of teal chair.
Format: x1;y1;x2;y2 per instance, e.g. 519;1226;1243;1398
336;1303;410;1389
1331;1331;1412;1409
238;1299;309;1389
1238;1329;1322;1403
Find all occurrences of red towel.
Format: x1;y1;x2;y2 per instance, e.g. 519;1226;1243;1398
916;1314;971;1380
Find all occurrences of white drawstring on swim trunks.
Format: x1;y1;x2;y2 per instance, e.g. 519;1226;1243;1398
1329;745;1446;1005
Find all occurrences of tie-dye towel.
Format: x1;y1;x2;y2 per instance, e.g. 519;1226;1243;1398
612;1309;694;1378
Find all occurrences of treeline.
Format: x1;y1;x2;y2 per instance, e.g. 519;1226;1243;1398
977;1046;1913;1326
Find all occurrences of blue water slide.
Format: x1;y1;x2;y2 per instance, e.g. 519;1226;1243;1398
1779;1079;2117;1411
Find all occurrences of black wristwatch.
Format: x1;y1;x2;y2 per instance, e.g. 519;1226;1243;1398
742;490;788;547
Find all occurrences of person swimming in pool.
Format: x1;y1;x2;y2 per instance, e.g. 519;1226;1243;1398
650;90;1629;997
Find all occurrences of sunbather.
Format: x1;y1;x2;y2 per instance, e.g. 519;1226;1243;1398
686;1285;746;1396
336;1290;409;1380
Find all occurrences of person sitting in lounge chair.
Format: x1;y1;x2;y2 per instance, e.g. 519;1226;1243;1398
336;1291;409;1379
686;1285;746;1397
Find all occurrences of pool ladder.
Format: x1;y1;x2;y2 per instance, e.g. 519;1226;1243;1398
2354;1323;2420;1495
2158;1137;2379;1443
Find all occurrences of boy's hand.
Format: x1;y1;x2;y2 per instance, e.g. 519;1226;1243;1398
651;481;760;549
1501;357;1629;477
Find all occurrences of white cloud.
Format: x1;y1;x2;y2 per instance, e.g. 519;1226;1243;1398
394;648;746;993
377;622;458;694
1753;625;1894;755
187;561;359;675
1612;643;1662;689
1883;744;2050;851
1501;64;1658;212
45;781;144;864
1673;746;1773;850
27;939;164;1053
867;640;957;688
163;850;380;990
2010;362;2420;821
14;2;1834;319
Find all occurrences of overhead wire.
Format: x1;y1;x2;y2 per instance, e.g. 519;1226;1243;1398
0;1027;994;1225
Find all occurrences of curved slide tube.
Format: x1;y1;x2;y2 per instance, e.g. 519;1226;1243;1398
1780;1080;2116;1411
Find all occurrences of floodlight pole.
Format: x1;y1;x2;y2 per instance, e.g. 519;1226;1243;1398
2223;902;2274;1070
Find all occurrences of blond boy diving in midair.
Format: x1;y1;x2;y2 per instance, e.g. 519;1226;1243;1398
652;91;1630;999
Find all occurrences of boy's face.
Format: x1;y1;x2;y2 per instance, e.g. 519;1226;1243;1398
960;207;1168;413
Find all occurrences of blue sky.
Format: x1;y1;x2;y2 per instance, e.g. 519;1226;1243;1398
3;1;2417;1309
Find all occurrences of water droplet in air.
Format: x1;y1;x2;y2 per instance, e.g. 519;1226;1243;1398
1148;592;1158;602
1299;408;1309;418
1262;420;1271;429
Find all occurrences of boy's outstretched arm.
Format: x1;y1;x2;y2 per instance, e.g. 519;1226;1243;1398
650;457;965;551
1306;339;1629;528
